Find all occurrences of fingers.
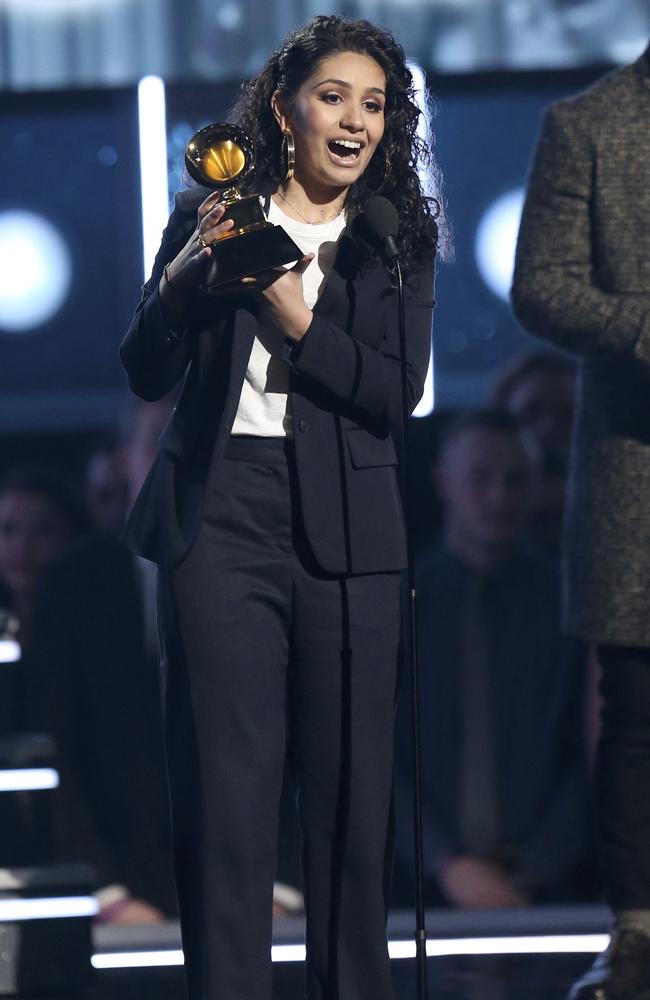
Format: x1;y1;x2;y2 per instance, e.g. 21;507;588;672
197;190;221;221
197;203;235;247
240;268;283;287
292;253;315;274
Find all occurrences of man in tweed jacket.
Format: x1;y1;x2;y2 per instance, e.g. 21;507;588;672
512;42;650;1000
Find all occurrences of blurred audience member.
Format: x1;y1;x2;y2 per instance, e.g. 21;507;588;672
28;396;176;923
0;468;89;868
394;410;594;909
491;350;576;554
0;466;90;665
83;433;129;536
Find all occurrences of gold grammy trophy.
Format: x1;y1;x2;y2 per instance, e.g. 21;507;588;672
184;122;302;293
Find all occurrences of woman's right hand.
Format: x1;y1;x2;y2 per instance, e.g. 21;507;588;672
162;191;235;293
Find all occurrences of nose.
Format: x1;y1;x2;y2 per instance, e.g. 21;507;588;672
340;108;364;132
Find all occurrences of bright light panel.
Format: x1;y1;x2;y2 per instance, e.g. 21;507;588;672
0;768;60;792
475;188;525;302
0;211;72;332
0;639;21;664
0;896;98;921
138;75;169;279
91;933;610;969
92;949;184;969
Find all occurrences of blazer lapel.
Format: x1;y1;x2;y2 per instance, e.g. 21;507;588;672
314;222;366;329
225;304;257;421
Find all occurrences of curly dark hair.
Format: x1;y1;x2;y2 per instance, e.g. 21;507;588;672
229;14;443;274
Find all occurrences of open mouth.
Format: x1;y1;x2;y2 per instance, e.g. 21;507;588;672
327;139;363;164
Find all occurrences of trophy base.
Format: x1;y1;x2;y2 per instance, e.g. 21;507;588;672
202;224;303;292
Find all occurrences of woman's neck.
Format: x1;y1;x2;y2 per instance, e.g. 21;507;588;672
273;178;348;225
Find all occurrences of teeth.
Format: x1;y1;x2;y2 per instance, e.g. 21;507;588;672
331;140;361;149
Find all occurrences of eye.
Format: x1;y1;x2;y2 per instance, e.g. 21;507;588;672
320;92;343;104
363;99;384;113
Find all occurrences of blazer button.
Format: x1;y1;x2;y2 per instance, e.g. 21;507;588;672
297;419;309;433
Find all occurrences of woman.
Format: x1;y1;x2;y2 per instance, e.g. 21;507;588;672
121;14;439;1000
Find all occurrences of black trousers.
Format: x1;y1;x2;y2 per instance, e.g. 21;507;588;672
158;437;401;1000
596;644;650;911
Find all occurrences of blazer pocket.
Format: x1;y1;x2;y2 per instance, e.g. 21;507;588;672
346;427;398;469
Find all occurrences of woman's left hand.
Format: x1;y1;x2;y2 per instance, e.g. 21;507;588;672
240;254;314;342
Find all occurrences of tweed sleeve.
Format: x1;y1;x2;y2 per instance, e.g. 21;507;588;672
511;103;650;366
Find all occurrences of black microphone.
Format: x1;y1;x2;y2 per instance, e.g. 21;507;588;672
354;196;400;264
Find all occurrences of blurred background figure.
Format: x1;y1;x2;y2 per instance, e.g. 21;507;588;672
0;465;90;679
83;432;130;537
394;410;595;910
27;395;177;924
0;467;90;869
491;350;576;554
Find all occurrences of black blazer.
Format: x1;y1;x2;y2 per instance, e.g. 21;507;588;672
120;186;435;574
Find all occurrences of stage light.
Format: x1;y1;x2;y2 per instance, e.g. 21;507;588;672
3;0;129;11
0;768;60;792
474;188;525;303
92;949;184;969
0;896;98;922
0;638;20;664
138;75;169;279
0;210;72;333
91;933;611;969
215;2;243;29
408;59;435;418
424;934;610;957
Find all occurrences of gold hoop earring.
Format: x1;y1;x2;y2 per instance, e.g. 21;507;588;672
281;129;295;182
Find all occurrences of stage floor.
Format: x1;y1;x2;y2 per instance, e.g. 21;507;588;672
46;905;612;999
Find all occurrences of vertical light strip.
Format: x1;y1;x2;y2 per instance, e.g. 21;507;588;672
137;75;169;279
407;60;435;419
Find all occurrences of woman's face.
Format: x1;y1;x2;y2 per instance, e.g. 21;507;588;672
0;490;75;600
276;50;387;193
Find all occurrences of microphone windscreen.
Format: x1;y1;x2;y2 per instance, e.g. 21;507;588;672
362;196;399;244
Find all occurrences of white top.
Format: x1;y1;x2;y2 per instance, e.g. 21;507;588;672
231;198;347;439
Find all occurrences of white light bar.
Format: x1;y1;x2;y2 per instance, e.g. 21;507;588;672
0;896;98;921
272;944;307;963
0;639;21;664
138;75;169;280
425;934;610;957
91;933;610;970
0;768;59;792
92;949;184;969
407;58;434;418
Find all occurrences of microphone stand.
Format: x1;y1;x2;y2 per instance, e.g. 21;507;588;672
391;257;429;1000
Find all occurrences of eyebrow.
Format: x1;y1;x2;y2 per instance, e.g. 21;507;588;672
312;77;386;96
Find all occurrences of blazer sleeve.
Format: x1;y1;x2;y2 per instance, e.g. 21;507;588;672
287;262;435;432
120;189;208;401
511;103;650;366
